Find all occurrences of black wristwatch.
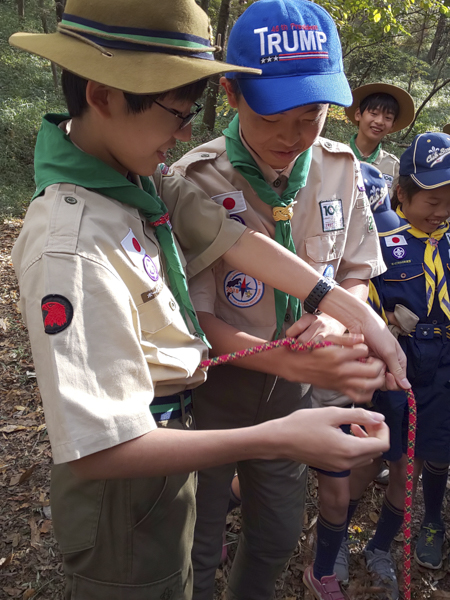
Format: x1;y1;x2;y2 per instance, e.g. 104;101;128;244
304;276;338;314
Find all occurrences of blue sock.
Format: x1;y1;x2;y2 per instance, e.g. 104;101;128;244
367;496;403;553
422;461;448;527
345;499;359;538
313;514;347;580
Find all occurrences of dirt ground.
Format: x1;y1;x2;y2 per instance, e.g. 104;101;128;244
2;218;450;600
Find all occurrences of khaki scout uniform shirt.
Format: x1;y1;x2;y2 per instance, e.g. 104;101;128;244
372;147;400;197
173;135;385;341
12;172;245;464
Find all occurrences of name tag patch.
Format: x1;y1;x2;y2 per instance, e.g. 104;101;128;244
224;271;264;308
320;199;344;232
212;191;247;215
385;234;407;247
141;280;164;303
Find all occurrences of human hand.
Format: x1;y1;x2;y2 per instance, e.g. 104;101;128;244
346;305;410;390
280;334;386;404
272;407;389;472
287;313;346;343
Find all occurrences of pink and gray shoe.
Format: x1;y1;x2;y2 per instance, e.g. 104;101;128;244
303;564;346;600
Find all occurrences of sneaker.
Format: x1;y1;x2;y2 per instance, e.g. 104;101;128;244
364;547;399;600
334;538;351;584
374;462;390;485
303;564;345;600
414;523;444;569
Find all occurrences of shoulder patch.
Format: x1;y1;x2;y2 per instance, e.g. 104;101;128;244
159;163;174;177
41;294;73;334
211;191;247;215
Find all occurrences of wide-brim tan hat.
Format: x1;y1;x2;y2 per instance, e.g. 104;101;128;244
443;124;450;135
9;0;260;94
345;83;415;133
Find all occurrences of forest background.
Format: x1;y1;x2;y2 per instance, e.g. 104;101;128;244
3;0;450;216
2;1;450;598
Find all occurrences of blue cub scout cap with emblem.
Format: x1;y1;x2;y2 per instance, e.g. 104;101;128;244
225;0;352;115
400;132;450;189
360;163;389;212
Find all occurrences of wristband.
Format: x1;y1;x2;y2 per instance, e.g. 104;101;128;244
304;276;337;314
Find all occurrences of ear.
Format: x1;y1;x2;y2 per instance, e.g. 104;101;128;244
354;107;362;123
85;80;117;119
220;77;239;109
396;184;406;205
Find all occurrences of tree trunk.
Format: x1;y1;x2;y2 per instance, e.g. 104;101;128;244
202;0;231;130
402;77;450;139
17;0;25;18
200;0;210;12
407;13;427;94
427;12;446;64
55;0;66;22
39;0;59;89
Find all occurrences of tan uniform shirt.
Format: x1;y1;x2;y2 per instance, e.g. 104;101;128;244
372;147;400;197
174;136;385;341
12;173;246;463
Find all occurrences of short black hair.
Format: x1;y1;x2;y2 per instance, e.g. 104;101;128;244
359;92;400;122
390;175;421;210
61;70;208;118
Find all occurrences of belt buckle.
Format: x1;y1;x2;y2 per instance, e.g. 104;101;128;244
416;324;433;339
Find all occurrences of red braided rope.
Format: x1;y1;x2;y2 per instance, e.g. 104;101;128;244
199;337;416;599
149;212;172;228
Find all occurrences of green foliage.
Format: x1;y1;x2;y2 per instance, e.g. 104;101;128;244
0;0;65;217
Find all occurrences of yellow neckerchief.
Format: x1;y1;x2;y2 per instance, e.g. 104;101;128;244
396;206;450;319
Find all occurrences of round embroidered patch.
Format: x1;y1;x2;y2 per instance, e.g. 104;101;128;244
224;271;264;308
323;264;335;279
230;214;245;225
143;255;159;281
392;247;406;260
41;294;73;335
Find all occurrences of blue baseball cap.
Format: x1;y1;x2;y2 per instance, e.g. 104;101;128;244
225;0;352;115
360;163;389;213
360;163;400;231
400;132;450;189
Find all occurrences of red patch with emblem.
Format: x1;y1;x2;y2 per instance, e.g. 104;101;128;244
41;295;73;335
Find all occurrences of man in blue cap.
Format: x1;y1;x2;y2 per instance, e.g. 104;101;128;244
173;1;387;599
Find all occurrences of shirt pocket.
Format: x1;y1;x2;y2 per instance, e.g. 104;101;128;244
305;233;345;263
382;264;424;283
137;284;177;334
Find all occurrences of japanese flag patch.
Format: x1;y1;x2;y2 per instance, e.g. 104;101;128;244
385;234;408;247
121;228;160;280
211;191;247;215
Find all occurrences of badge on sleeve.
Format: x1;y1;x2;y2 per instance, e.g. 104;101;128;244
41;294;73;334
121;228;160;281
211;191;247;215
319;199;344;232
224;271;264;308
323;264;335;278
385;234;408;247
383;174;394;188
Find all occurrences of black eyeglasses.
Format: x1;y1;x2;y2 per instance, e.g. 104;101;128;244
154;101;203;130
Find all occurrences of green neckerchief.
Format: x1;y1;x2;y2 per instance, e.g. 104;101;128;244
349;133;381;164
223;114;311;338
33;113;208;346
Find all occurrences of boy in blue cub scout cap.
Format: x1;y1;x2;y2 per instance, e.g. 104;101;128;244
9;0;404;596
341;131;450;599
172;1;403;599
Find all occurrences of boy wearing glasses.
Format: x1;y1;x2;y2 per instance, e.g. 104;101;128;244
9;0;404;597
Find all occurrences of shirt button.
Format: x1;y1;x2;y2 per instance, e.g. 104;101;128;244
324;141;332;149
432;320;438;324
400;273;407;279
64;196;77;204
273;178;282;188
201;153;209;158
284;313;290;322
169;299;177;311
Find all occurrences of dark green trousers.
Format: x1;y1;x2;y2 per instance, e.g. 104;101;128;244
191;366;311;600
51;417;196;600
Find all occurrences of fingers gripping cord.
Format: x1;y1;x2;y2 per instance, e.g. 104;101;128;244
199;337;416;600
